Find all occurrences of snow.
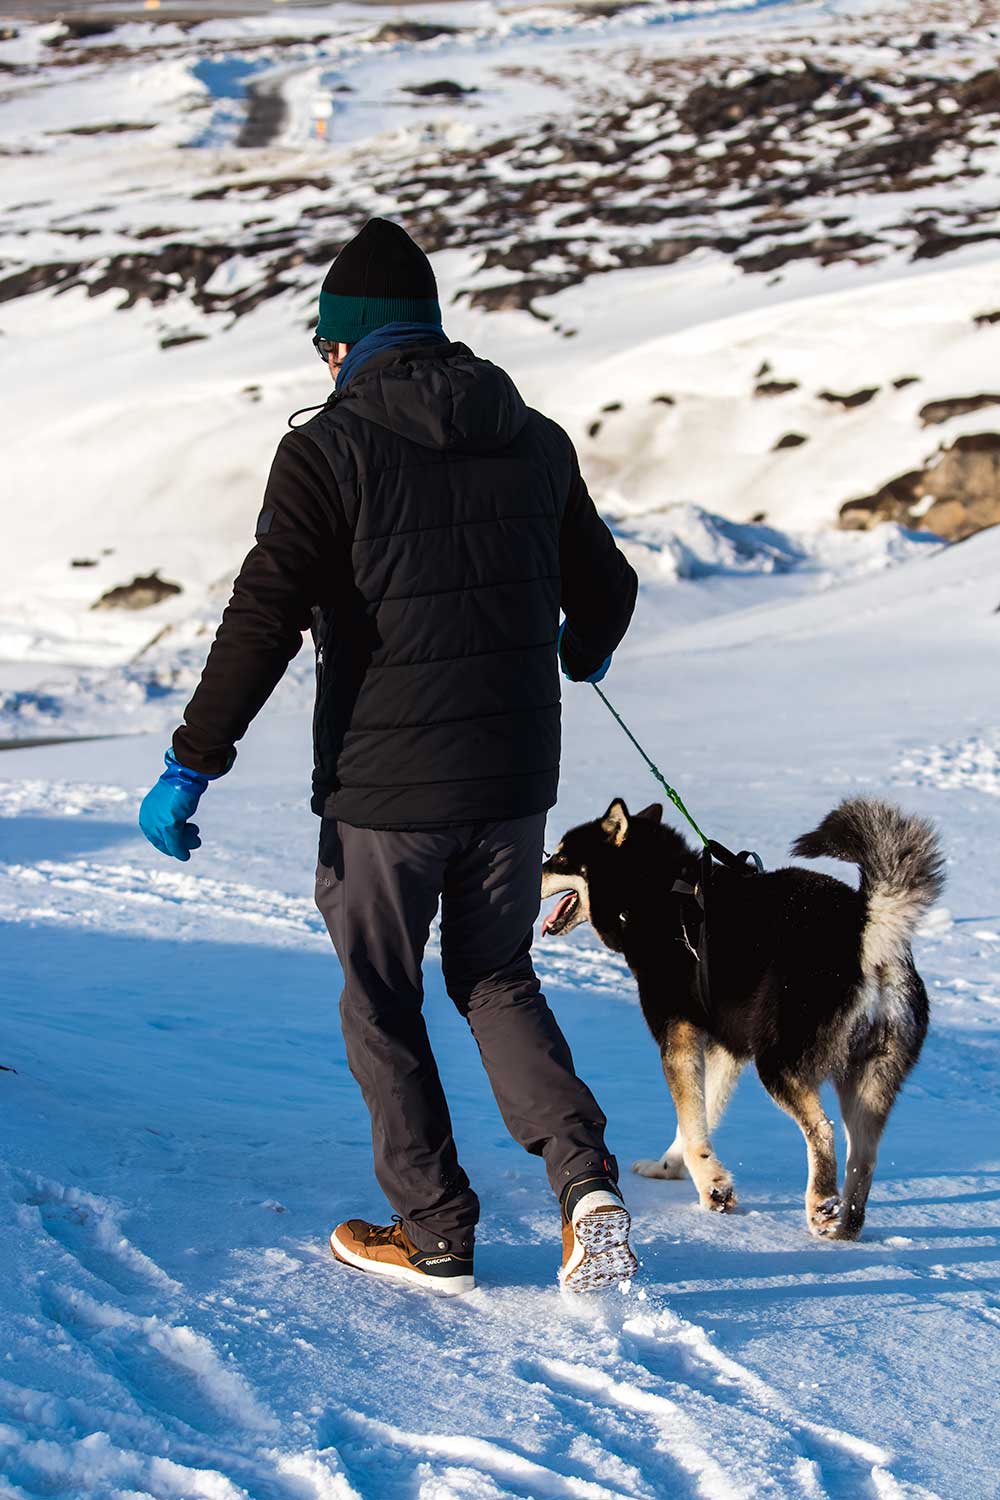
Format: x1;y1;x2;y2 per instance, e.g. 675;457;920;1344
3;0;1000;1494
3;525;999;1499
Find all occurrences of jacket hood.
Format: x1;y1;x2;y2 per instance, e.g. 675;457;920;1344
338;340;529;452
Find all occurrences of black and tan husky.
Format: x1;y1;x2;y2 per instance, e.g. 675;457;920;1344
540;797;944;1240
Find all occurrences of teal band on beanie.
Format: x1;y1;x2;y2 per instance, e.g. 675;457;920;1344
316;291;442;344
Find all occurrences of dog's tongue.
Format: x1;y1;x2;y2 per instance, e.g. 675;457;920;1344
542;892;575;936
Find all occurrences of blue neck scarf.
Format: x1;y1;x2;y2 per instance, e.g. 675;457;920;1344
335;319;448;392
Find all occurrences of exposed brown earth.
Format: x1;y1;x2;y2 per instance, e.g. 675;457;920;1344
93;573;183;610
841;432;1000;540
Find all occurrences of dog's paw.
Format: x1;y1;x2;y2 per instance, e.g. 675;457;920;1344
632;1155;686;1181
808;1195;843;1237
707;1182;737;1213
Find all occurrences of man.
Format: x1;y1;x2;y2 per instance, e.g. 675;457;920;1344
140;218;639;1294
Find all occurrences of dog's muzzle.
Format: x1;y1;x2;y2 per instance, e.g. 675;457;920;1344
540;869;589;937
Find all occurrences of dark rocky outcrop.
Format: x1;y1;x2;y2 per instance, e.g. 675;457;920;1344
755;379;799;397
919;394;1000;426
46;19;116;45
819;387;879;409
93;573;182;611
160;331;208;350
840;432;1000;541
403;80;477;98
371;21;459;44
774;432;808;450
678;64;847;134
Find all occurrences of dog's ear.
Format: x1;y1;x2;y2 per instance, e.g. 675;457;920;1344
634;803;663;824
601;798;630;846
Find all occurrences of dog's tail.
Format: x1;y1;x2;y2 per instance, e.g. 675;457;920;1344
792;797;945;977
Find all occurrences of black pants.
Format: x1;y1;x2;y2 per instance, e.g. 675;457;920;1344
315;813;613;1254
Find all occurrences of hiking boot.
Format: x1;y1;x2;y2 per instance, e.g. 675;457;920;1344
560;1173;638;1293
330;1216;475;1294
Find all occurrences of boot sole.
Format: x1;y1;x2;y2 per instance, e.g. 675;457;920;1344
561;1206;638;1293
329;1230;475;1295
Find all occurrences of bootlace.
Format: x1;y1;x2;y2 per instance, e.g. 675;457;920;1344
366;1214;407;1248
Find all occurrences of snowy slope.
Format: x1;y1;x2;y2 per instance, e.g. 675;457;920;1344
3;0;1000;681
2;529;999;1500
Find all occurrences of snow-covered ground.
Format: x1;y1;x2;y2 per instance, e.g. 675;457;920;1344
3;523;999;1500
3;0;1000;1495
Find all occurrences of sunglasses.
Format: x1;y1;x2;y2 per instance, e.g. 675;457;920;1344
312;335;339;363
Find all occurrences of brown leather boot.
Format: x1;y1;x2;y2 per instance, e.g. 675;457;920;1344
330;1217;475;1294
560;1174;638;1293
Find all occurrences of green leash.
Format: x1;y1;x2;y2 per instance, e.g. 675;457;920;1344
591;683;709;848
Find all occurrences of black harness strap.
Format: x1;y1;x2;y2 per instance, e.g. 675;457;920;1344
672;840;763;1014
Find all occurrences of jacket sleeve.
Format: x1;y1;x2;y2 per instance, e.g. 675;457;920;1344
557;435;639;681
172;429;342;777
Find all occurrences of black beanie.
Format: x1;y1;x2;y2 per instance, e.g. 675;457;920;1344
316;218;441;343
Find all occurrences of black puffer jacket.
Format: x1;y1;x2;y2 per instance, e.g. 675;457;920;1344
173;339;637;828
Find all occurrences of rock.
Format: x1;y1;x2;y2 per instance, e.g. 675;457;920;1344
840;432;1000;541
835;130;942;177
755;379;799;397
403;80;477;98
587;420;602;439
600;401;623;413
459;275;573;316
774;432;808;450
818;387;879;408
92;573;182;611
739;232;878;274
64;122;156;136
954;68;1000;114
577;0;651;14
651;394;675;406
614;238;703;269
46;19;117;45
70;558;97;568
0;262;82;303
679;63;845;135
160;331;208;350
913;226;1000;260
893;375;921;388
919;394;1000;426
974;310;1000;326
371;21;459;44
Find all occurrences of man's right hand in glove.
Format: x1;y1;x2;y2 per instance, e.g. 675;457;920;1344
139;749;210;861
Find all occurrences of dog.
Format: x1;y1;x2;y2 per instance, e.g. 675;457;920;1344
540;796;944;1239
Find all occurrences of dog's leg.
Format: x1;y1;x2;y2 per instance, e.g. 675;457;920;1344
759;1069;839;1237
634;1044;743;1180
660;1020;736;1211
834;998;926;1240
706;1043;744;1132
835;1075;891;1241
633;1121;686;1180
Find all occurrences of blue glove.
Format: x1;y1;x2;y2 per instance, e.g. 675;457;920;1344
139;749;210;861
557;622;613;684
